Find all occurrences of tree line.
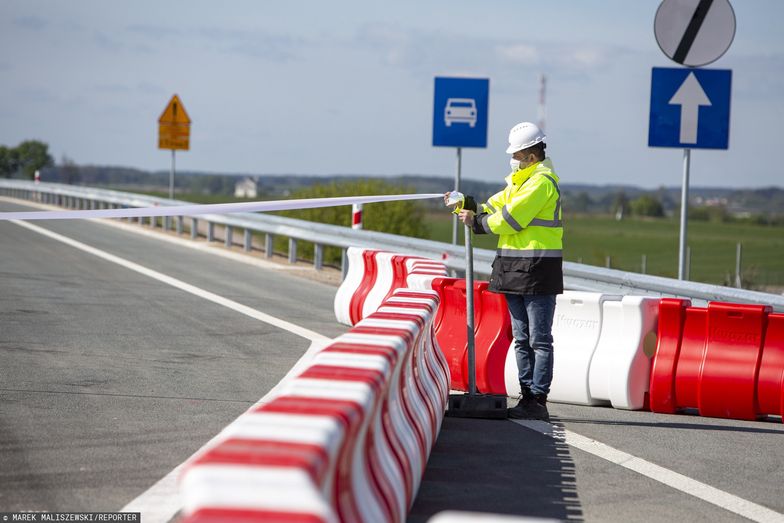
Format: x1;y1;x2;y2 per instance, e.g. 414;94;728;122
0;140;54;179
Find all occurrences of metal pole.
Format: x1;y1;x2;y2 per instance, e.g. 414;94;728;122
452;147;462;245
465;223;476;395
169;150;175;200
678;148;691;280
735;242;743;288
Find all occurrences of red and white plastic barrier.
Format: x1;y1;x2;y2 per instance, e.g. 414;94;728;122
334;248;447;326
180;288;449;523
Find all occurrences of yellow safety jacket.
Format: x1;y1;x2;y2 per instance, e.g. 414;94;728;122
467;158;564;294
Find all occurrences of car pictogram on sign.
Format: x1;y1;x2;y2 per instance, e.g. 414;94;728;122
444;98;477;127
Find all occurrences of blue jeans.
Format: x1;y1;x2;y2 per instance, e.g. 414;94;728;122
505;294;556;396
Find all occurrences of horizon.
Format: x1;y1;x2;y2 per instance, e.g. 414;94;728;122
43;163;784;193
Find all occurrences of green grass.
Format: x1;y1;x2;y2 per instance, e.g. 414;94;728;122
425;212;784;289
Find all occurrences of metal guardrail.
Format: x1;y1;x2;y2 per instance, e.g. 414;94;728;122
2;179;782;311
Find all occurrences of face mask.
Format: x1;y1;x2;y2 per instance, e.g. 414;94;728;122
510;158;521;172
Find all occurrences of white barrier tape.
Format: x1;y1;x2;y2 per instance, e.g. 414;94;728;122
0;192;443;221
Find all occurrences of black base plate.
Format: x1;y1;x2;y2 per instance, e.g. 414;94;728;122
445;393;509;419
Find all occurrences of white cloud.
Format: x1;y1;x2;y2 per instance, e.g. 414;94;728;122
495;43;539;65
563;47;607;69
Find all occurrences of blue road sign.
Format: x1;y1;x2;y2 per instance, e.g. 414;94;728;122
649;67;731;149
432;76;489;148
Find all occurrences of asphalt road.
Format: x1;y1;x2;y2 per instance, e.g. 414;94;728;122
2;198;784;522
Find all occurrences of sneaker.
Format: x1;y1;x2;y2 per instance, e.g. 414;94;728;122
507;396;536;419
530;394;550;421
508;394;550;421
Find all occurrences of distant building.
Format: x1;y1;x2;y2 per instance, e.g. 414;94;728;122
234;177;258;198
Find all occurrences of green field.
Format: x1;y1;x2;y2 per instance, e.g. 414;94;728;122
120;189;784;290
426;212;784;290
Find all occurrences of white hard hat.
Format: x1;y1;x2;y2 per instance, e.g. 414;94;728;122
505;121;546;154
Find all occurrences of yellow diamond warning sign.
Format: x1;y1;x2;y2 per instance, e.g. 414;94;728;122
158;95;191;150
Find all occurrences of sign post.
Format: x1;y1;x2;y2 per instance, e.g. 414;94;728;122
650;0;734;279
158;94;191;200
432;76;489;245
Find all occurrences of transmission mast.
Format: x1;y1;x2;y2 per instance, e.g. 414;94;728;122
538;73;547;132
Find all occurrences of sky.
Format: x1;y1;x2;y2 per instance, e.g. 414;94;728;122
1;1;782;189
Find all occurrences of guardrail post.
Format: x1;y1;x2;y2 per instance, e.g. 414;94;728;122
735;242;743;289
191;218;198;239
341;248;348;280
314;243;324;271
150;215;156;228
90;200;96;210
207;222;214;242
265;234;273;259
164;216;171;231
177;216;184;235
288;238;297;264
641;254;647;275
243;229;252;252
224;226;233;248
606;255;612;268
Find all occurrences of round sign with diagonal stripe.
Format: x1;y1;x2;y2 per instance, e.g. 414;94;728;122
654;0;736;67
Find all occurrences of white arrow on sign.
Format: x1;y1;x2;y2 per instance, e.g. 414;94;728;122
668;72;712;144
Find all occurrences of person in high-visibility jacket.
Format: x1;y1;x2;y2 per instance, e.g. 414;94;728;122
455;121;563;421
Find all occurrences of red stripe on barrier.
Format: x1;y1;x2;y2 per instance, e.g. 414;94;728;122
349;250;381;325
381;256;411;305
649;298;690;414
191;438;329;485
185;508;328;523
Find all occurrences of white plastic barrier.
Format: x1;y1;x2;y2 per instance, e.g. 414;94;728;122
503;292;659;410
180;288;449;523
334;247;447;326
588;296;660;409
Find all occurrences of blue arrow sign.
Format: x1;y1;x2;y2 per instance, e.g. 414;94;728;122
432;76;489;148
648;67;732;149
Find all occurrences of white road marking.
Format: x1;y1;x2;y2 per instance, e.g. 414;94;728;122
11;219;330;343
512;420;784;523
0;195;301;271
119;464;183;521
100;218;302;271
